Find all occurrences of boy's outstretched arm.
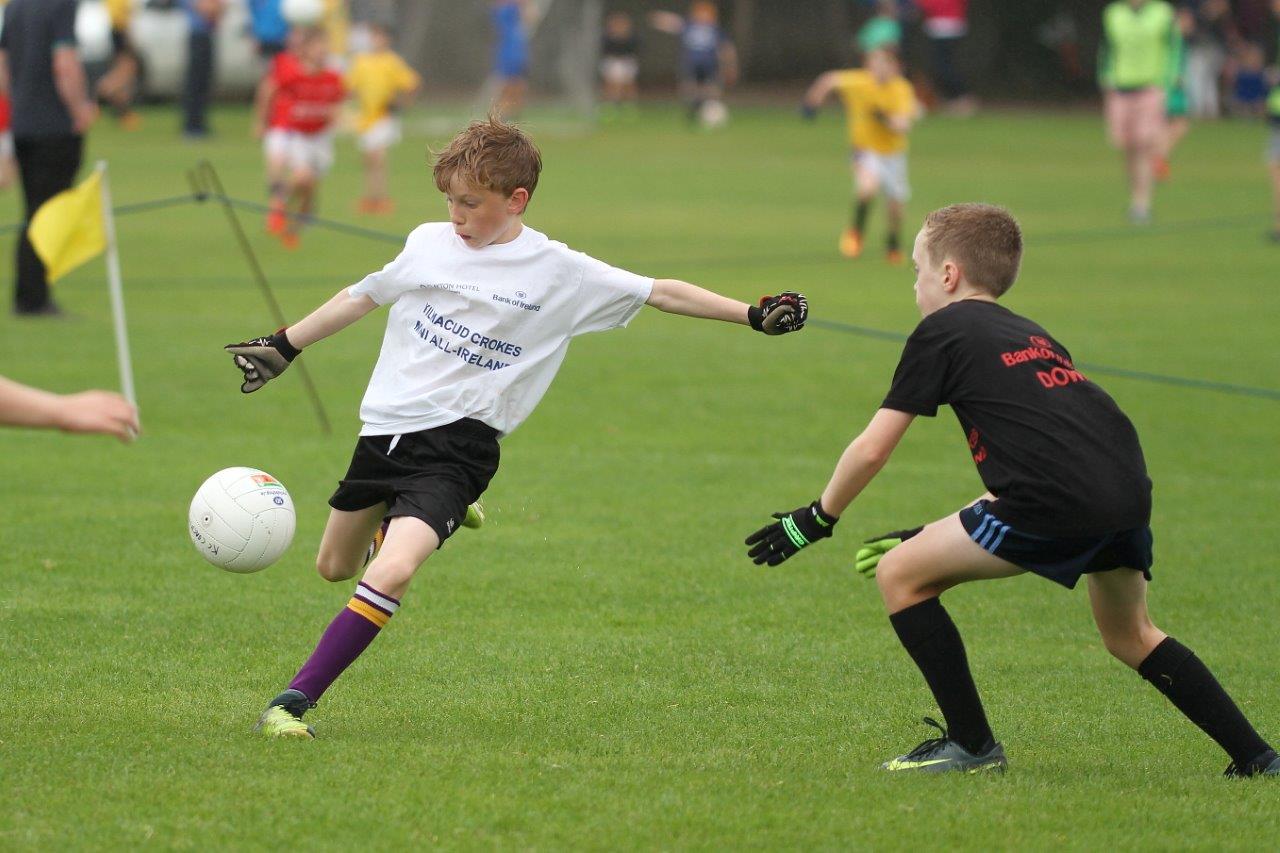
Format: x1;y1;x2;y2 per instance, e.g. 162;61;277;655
746;408;914;566
800;71;840;118
645;278;807;334
225;288;378;393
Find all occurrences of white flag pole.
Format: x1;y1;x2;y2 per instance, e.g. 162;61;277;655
97;160;138;412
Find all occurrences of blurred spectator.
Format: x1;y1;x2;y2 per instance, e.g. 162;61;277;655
98;0;142;131
181;0;226;139
248;0;289;59
1231;40;1269;114
1268;67;1280;240
600;11;640;120
0;0;97;317
492;0;530;118
650;2;738;127
917;0;974;115
1183;0;1233;118
1099;0;1180;224
0;375;139;442
856;0;903;57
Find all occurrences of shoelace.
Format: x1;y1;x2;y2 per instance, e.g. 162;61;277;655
902;716;951;760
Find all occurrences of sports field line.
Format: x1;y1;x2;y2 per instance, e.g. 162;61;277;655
3;188;1277;403
808;318;1280;403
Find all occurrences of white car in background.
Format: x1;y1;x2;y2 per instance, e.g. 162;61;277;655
85;0;263;99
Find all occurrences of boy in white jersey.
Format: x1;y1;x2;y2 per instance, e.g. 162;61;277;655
226;117;808;738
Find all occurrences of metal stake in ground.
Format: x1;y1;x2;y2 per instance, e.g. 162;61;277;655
189;161;332;435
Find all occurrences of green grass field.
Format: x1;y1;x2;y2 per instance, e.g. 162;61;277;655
2;104;1278;849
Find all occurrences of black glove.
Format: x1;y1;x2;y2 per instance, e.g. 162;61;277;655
745;500;838;566
799;102;818;121
747;291;808;335
225;330;300;393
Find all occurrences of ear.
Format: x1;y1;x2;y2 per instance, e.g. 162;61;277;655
941;260;962;292
508;188;530;215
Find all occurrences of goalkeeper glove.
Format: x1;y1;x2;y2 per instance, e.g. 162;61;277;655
747;291;808;335
853;526;923;579
799;102;819;121
225;329;300;393
745;500;838;566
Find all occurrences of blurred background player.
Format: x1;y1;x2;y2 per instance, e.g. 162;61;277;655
856;0;903;57
255;30;300;235
600;10;640;120
1098;0;1180;225
1229;40;1269;117
346;20;420;215
916;0;975;115
491;0;530;117
180;0;226;139
97;0;142;131
650;2;738;127
248;0;289;59
802;46;920;263
254;25;344;248
1155;6;1190;181
1269;63;1280;241
0;80;12;191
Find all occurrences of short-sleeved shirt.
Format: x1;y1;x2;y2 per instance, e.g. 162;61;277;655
602;32;639;58
0;93;10;133
681;21;724;69
248;0;288;46
346;50;420;133
271;60;344;133
882;299;1151;537
265;51;300;129
348;223;654;438
833;69;916;154
0;0;78;139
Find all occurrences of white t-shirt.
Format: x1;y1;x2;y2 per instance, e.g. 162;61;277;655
348;222;653;437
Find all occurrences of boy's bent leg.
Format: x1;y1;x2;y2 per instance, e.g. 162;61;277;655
315;504;388;582
1092;570;1277;774
877;513;1023;760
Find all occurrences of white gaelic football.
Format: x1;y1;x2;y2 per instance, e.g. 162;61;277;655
699;99;730;129
188;468;296;573
282;0;326;26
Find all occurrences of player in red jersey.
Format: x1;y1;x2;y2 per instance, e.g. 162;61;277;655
254;40;301;235
253;26;344;248
0;90;14;190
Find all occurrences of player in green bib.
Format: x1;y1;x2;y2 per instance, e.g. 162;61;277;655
1098;0;1180;224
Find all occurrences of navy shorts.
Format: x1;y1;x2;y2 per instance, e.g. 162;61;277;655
960;500;1153;589
329;419;500;546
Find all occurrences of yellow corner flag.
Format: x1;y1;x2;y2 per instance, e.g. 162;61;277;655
29;169;106;284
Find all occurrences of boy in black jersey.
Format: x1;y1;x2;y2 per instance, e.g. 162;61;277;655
745;203;1278;777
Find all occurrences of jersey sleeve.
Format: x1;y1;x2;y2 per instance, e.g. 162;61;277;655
348;225;432;305
570;252;654;336
891;79;916;116
881;318;952;416
395;56;422;92
52;0;78;49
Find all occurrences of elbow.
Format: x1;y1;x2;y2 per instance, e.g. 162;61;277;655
850;435;892;471
646;280;674;313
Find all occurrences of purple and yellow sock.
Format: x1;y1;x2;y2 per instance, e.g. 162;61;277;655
289;581;400;703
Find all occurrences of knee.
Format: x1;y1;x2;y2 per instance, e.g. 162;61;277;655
875;549;921;609
364;554;418;592
1100;621;1164;669
315;552;358;583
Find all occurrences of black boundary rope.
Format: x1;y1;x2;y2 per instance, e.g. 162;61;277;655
3;175;1277;404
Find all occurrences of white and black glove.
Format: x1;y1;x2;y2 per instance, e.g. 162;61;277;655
748;291;808;335
225;330;300;393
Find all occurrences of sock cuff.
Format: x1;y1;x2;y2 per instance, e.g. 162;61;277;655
1137;636;1194;684
889;596;950;648
347;582;399;627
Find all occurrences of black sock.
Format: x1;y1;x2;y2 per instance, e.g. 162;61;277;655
853;199;870;233
1138;637;1272;767
886;231;900;253
889;597;995;754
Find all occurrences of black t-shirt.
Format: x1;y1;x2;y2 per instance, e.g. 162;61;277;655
883;299;1151;536
0;0;78;139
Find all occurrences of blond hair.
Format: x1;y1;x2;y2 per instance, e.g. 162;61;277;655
921;204;1023;296
432;116;542;200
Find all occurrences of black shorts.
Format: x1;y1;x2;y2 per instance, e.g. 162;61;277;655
960;500;1153;590
328;419;500;546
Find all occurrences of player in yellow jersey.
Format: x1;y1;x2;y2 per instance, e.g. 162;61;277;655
803;47;921;263
346;22;421;215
